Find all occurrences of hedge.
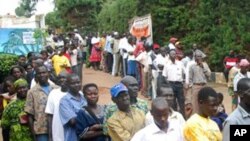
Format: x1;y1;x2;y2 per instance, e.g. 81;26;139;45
0;53;18;83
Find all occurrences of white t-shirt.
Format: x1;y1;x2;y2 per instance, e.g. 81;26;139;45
126;44;136;61
162;60;185;82
168;43;176;50
45;88;67;141
70;49;78;66
118;37;128;59
136;51;149;72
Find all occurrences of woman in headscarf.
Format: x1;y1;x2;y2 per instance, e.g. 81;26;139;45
1;79;32;141
89;38;102;70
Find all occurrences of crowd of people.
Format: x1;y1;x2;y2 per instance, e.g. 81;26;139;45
0;29;249;141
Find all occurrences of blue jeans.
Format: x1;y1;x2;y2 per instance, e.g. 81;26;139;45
36;134;48;141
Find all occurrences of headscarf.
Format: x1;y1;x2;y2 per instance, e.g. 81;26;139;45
14;78;28;88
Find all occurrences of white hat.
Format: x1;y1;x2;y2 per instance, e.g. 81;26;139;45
91;37;100;44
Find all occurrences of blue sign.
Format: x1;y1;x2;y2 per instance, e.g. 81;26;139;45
0;28;43;55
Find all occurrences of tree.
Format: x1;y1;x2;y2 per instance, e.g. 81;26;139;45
15;0;37;18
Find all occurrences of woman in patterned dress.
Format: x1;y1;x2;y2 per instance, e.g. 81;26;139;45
1;79;32;141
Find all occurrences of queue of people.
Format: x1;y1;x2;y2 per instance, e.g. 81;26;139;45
0;29;249;141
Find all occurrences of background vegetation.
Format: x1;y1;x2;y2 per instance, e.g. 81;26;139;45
0;54;18;82
17;0;250;71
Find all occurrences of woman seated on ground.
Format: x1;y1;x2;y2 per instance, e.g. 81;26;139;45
1;79;32;141
76;83;109;141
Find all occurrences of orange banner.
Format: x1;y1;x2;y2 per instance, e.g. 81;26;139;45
130;14;152;40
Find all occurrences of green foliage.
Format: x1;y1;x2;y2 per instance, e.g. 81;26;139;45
45;11;65;28
46;0;250;71
97;0;138;33
15;0;37;18
33;28;48;46
46;0;103;32
0;54;18;82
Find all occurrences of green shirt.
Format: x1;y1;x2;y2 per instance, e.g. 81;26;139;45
1;99;32;141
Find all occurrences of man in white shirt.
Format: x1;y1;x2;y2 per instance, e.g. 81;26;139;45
168;37;178;50
131;98;184;141
118;33;128;76
112;32;121;76
145;84;185;127
163;49;185;118
148;44;161;99
45;72;68;141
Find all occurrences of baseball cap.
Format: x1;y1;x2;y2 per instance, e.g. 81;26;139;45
153;43;160;49
110;83;128;98
169;37;178;42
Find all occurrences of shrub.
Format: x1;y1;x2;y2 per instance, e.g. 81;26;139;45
0;53;18;83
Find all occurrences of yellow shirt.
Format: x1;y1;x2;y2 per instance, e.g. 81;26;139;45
100;37;106;48
184;114;222;141
107;108;145;141
52;55;71;75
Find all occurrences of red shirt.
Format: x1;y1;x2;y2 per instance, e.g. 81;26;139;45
134;42;145;57
224;57;238;69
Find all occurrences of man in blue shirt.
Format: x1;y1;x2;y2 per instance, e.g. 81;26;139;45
59;74;87;141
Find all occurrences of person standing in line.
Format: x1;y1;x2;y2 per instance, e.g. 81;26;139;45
107;83;145;141
233;59;250;106
184;87;222;141
168;37;178;50
189;50;211;114
76;83;109;141
223;50;238;82
25;65;59;141
89;38;102;71
104;33;114;73
126;36;137;78
1;79;32;141
69;44;79;75
131;98;184;141
118;33;128;76
222;78;250;141
145;84;185;127
59;74;87;141
45;72;68;141
227;57;241;111
148;43;161;99
112;32;121;76
163;49;186;117
103;76;148;135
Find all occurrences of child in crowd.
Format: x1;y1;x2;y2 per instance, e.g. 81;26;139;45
211;93;228;131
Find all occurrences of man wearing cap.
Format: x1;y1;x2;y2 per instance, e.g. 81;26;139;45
168;37;178;50
148;43;161;99
189;50;211;114
233;59;250;106
103;76;148;135
107;83;145;141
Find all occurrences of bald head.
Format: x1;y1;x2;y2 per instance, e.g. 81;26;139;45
121;76;139;98
151;97;169;113
151;97;170;129
121;76;137;86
